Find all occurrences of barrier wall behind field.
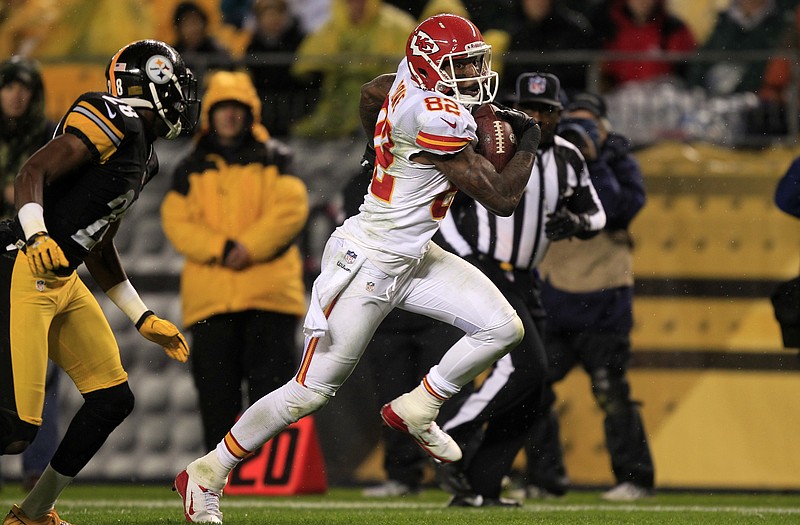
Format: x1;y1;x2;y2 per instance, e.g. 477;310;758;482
556;142;800;490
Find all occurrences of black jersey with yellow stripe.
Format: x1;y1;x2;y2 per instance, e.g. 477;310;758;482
14;92;158;271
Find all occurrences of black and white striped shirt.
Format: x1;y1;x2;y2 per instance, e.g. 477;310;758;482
438;136;605;271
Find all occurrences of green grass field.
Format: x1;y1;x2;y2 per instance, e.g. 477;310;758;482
1;484;800;524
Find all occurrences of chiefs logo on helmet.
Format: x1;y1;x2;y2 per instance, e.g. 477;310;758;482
410;31;439;56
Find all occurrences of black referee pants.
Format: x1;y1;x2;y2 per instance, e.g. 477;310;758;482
364;310;465;489
439;255;549;498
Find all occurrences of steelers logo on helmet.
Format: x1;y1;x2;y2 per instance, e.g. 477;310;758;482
145;55;174;85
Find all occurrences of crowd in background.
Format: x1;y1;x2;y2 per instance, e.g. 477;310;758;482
2;0;800;144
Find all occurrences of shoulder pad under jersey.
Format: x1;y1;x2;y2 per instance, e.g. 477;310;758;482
413;93;477;155
59;92;142;163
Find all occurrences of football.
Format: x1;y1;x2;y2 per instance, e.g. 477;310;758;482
473;103;517;172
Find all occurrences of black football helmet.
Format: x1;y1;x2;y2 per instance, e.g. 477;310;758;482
106;40;199;139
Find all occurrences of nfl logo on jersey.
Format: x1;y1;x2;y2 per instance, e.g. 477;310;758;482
345;251;357;264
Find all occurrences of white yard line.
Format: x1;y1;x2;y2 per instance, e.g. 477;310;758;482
3;499;798;515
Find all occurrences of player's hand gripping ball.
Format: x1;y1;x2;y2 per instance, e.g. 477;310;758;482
473;103;517;172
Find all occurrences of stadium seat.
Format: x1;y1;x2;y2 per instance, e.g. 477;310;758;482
170;415;204;451
139;418;171;453
135;376;170;412
171;375;200;413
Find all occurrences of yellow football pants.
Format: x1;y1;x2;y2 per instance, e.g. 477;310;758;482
4;252;127;426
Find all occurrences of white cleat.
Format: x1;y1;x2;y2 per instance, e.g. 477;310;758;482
173;469;223;523
601;482;654;502
380;401;462;463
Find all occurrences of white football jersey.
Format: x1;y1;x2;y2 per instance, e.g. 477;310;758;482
339;59;478;259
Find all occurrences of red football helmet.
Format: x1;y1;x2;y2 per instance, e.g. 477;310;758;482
405;14;498;106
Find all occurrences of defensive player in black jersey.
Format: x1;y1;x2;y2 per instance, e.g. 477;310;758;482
0;40;199;525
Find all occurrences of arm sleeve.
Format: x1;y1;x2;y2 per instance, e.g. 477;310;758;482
562;145;606;235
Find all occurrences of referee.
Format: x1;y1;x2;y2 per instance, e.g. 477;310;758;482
435;72;606;507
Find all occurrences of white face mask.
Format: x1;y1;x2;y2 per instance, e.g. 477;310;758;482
435;46;498;107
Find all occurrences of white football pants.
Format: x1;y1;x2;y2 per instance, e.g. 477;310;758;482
223;235;523;455
298;235;523;398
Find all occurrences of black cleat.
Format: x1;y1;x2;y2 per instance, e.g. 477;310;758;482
436;461;473;497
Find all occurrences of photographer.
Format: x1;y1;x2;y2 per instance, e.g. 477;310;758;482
524;92;654;502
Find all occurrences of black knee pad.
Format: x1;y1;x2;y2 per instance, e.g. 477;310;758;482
83;382;135;425
590;369;632;415
0;407;39;455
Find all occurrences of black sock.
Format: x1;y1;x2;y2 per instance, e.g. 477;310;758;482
50;383;134;477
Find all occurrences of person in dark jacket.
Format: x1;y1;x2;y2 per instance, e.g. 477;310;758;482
0;57;55;219
772;157;800;354
500;0;599;97
776;156;800;218
687;0;786;96
0;56;61;493
244;0;315;137
435;73;606;507
172;1;234;85
524;91;654;502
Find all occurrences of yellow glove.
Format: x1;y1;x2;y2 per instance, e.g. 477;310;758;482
26;232;68;276
136;311;190;363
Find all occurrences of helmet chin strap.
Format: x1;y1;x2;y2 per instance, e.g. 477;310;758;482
118;92;181;139
148;83;181;139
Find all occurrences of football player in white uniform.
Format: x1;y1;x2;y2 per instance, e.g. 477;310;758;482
175;14;541;522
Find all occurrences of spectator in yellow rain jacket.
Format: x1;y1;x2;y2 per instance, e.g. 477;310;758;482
161;70;309;452
0;0;153;59
290;0;416;138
